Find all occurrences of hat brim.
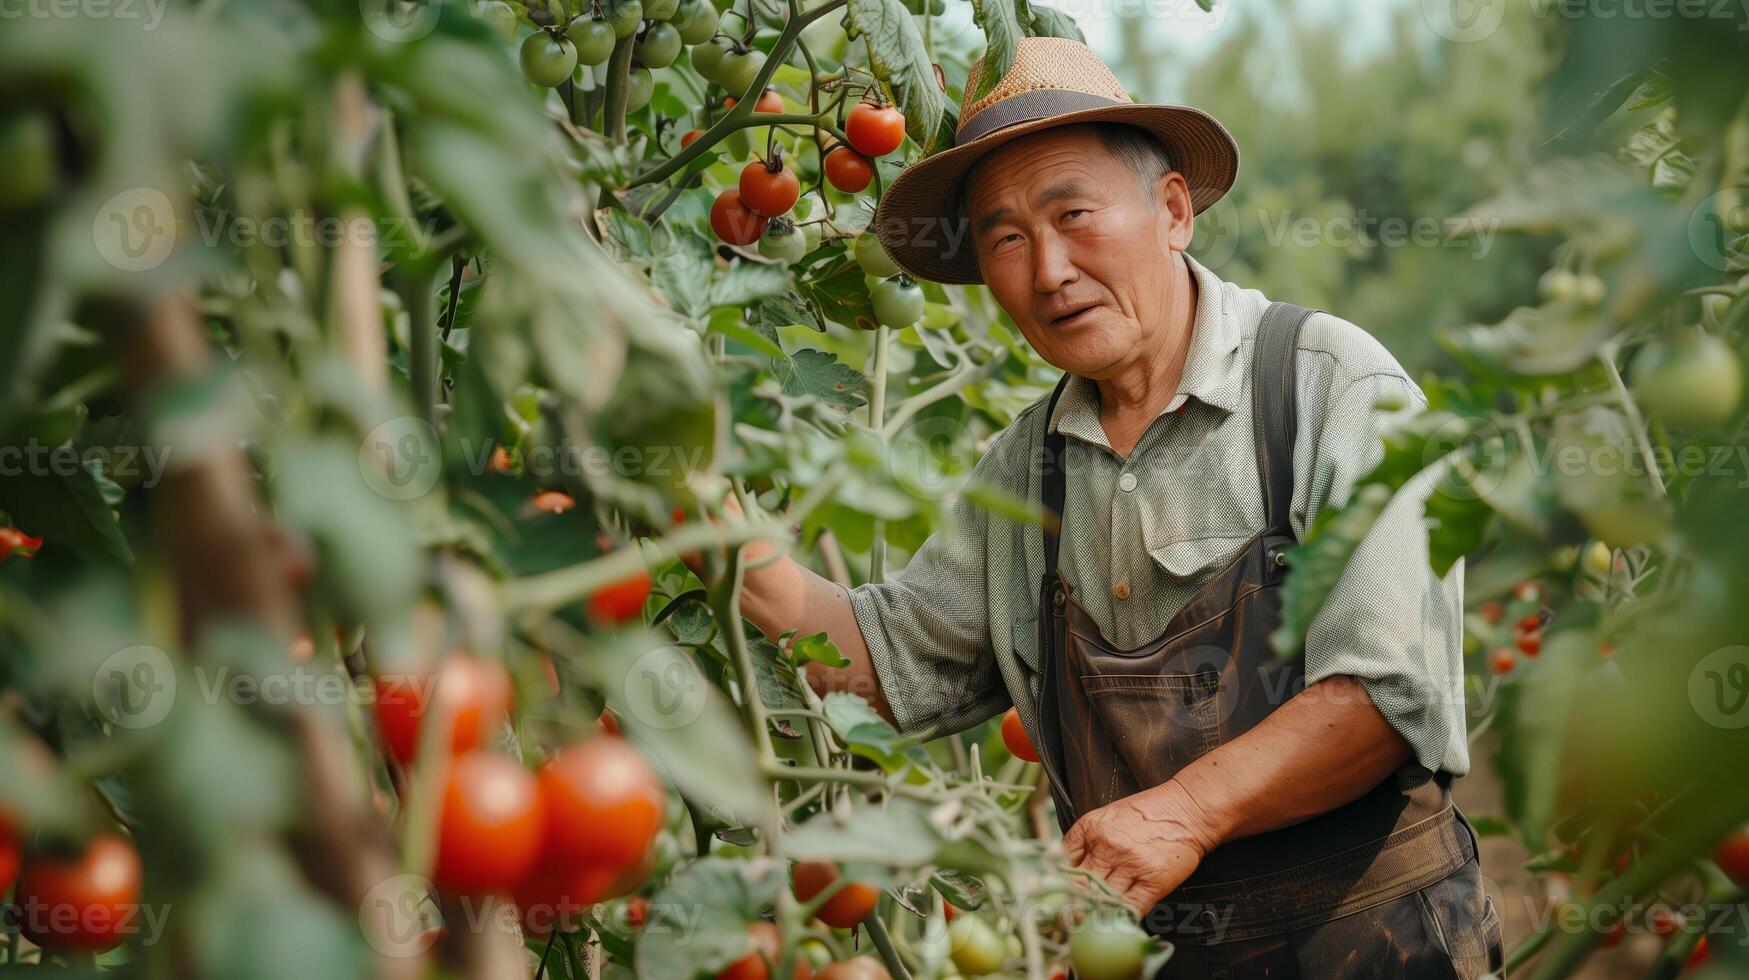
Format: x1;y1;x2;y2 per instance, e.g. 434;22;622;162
870;103;1239;285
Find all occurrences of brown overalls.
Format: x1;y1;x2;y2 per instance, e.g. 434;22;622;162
1032;303;1504;978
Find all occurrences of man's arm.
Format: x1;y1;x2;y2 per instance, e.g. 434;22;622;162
692;495;900;728
1062;676;1410;916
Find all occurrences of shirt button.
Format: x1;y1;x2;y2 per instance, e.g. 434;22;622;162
1114;581;1130;601
1118;472;1137;493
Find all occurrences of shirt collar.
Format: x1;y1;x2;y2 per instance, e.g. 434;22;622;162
1047;253;1245;447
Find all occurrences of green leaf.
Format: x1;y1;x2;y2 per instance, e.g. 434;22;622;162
652;232;717;320
1023;2;1084;42
772;349;870;414
929;869;989;911
797;251;878;331
747;292;826;334
822;691;924;770
709;259;790;309
960;479;1046;526
750;632;810;712
1425;468;1493;578
0;449;132;565
634;857;785;980
788;630;849;668
844;0;956;152
785;796;943;865
968;0;1026;101
1270;483;1393;656
1437;304;1619;381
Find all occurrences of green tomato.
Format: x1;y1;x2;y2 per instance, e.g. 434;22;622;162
520;0;566;26
482;0;519;40
1631;332;1743;431
717;8;749;35
0;113;56;213
1575;273;1605;306
854;232;901;278
520;32;579;87
607;0;643;37
758;223;807;264
636;22;682;67
625;67;655;111
717;48;765;95
1538;268;1578;303
871;277;925;329
690;36;732;81
801;222;822;254
673;0;719;43
1068;919;1148;980
723;128;751;159
643;0;680;17
571;17;617;64
947;914;1005;976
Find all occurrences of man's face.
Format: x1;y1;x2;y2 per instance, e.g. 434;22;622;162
964;126;1196;378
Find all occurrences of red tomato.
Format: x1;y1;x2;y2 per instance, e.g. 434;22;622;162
1686;935;1709;969
823;146;874;193
587;568;653;624
533;490;575;514
1516;631;1542;657
711;189;769;245
1516;612;1544;634
671;507;688;525
791;861;879;929
1488;648;1515;674
0;811;20;901
1651;907;1684;938
374;653;514;766
625;894;649;929
1598;641;1616;657
755;89;784;113
515;862;619;935
597;708;623;737
1001;707;1039;763
0;527;43;560
682;129;706;148
739;160;800;217
719;922;815;980
434;752;544;896
490;445;515;473
1711;827;1749;886
1513;580;1542;603
16;834;142;952
538;738;666;871
1478;600;1504;625
1599;919;1626;948
943;901;958;922
845;103;904;157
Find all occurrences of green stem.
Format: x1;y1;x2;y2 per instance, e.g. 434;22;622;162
1599;344;1667;498
604;35;635;143
504;518;791;615
404;268;440;427
863;911;915;980
628;0;848;187
869;325;890;583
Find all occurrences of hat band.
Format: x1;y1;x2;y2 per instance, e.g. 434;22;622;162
954;90;1126;146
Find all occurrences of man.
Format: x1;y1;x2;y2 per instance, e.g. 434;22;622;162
728;37;1501;978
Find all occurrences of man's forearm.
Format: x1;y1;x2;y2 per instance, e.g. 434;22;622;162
736;553;899;728
1168;675;1414;848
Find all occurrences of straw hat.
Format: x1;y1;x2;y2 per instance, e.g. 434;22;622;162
871;36;1239;285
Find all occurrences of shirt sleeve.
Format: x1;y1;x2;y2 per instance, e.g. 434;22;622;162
1294;371;1471;777
845;422;1029;741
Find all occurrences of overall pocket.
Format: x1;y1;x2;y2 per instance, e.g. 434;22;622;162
1080;670;1223;791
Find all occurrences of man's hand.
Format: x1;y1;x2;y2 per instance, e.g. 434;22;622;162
1063;779;1221;917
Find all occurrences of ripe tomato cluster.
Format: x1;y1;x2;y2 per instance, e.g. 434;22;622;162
0;815;144;954
1481;579;1551;675
0;525;42;560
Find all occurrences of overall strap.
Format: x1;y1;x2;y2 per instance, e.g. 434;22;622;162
1251;302;1319;538
1040;373;1073;583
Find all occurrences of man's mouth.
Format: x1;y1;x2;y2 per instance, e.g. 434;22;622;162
1048;302;1099;326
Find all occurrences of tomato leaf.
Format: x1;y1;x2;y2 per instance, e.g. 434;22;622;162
822;691;926;771
1022;1;1085;42
843;0;956;152
633;857;785;980
1269;483;1393;657
968;0;1026;102
788;630;850;668
786;796;943;865
772;349;871;414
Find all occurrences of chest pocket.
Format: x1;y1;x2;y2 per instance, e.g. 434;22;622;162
1146;532;1253;584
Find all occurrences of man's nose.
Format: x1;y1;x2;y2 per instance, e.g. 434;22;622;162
1031;231;1078;295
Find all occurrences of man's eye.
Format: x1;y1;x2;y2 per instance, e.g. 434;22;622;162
1063;209;1087;221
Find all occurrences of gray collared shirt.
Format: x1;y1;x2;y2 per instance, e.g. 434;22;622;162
847;254;1469;777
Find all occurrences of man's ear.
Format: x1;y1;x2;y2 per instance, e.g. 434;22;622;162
1156;170;1196;251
